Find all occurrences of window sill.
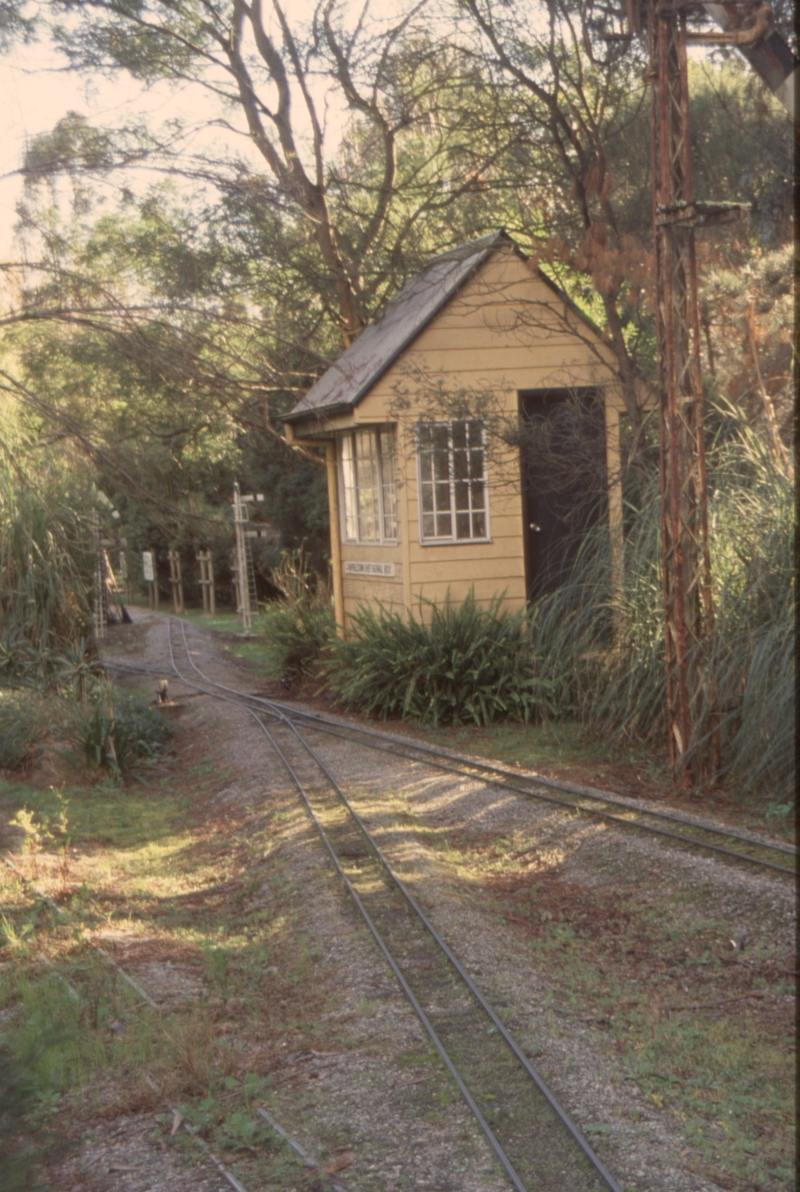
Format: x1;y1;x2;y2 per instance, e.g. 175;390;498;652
419;537;492;546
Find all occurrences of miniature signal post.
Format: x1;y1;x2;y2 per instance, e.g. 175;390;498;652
627;0;796;782
231;482;264;634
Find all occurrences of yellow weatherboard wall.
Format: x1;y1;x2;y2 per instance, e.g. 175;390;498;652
287;238;627;630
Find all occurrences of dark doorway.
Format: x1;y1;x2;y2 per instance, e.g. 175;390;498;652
518;389;608;602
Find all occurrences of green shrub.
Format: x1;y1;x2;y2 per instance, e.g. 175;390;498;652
325;590;554;726
0;1039;61;1190
59;684;171;773
0;690;45;769
260;550;335;679
0;631;102;696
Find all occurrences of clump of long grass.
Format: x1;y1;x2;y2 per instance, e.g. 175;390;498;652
530;402;794;803
325;590;554;726
58;682;172;774
0;690;45;769
260;550;335;680
0;453;94;682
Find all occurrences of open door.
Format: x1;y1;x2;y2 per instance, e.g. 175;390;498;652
519;389;608;602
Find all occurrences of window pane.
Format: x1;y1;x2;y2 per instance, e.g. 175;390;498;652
433;445;450;483
418;419;487;542
355;429;380;542
435;481;450;514
340;435;359;541
379;431;397;540
453;445;468;482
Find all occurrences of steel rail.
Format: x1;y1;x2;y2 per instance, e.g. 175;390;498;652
169;618;625;1192
265;712;796;877
103;619;796;865
163;637;793;876
258;703;797;860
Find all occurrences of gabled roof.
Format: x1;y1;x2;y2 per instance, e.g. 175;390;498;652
285;231;515;425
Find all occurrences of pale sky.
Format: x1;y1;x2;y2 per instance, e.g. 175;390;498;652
0;0;406;259
0;38;252;257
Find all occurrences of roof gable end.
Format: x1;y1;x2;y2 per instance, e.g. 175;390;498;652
285;231;609;425
285;231;513;424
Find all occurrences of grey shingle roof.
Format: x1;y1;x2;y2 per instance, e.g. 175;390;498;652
285;231;513;425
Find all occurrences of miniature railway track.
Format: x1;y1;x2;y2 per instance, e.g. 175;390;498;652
167;619;624;1192
107;642;796;878
260;704;797;878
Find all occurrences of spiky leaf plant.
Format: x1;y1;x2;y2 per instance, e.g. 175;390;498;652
260;550;335;680
325;590;554;726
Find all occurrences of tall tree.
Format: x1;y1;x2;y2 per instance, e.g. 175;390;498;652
28;0;520;341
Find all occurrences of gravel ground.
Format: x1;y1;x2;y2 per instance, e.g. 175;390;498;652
82;611;794;1192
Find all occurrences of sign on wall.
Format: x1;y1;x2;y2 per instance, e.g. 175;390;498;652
344;561;396;578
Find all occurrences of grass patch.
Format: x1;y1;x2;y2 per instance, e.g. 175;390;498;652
414;719;620;772
176;608;241;633
0;733;344;1189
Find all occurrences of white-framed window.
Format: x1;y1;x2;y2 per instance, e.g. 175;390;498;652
339;427;398;543
417;419;489;543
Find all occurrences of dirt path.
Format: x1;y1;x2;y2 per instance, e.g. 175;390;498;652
81;611;794;1192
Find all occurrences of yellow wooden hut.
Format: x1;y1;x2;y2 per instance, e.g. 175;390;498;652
285;231;627;633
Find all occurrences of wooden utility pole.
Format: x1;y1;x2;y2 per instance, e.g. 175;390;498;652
231;482;262;634
635;0;790;782
648;0;716;782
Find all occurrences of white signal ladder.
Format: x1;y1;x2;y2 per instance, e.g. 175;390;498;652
231;481;264;634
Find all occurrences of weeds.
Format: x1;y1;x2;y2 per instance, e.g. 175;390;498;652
0;1038;67;1190
10;795;70;882
0;689;45;768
